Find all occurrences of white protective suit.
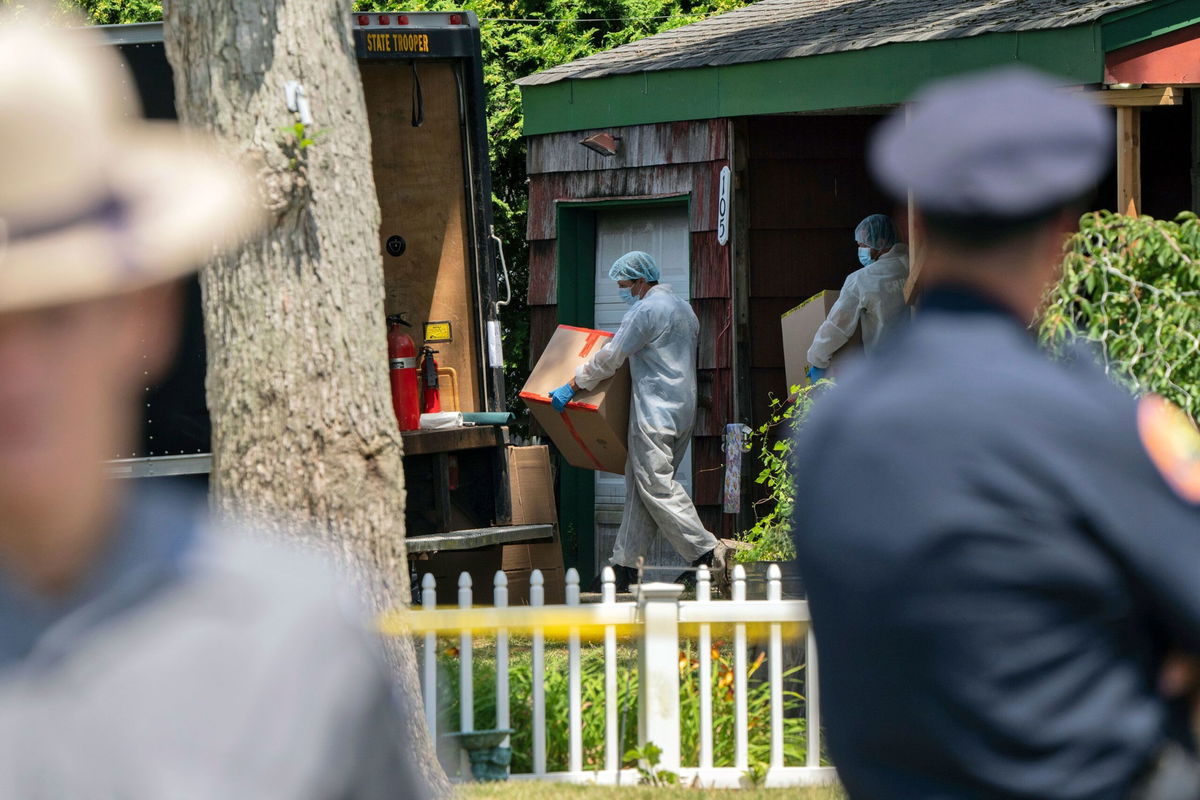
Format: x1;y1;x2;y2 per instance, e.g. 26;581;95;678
807;243;911;369
574;284;717;568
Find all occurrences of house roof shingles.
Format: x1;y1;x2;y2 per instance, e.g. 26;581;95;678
516;0;1148;86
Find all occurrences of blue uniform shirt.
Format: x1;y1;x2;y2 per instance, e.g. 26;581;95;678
792;287;1200;800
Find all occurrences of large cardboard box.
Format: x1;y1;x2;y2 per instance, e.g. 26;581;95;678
503;445;565;604
506;445;557;526
519;325;630;474
781;290;864;391
501;527;565;605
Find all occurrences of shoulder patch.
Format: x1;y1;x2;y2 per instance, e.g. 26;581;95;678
1138;395;1200;504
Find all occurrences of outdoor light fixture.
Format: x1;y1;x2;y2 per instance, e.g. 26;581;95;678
580;132;622;157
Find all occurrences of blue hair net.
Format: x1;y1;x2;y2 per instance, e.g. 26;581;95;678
855;214;899;250
608;251;661;283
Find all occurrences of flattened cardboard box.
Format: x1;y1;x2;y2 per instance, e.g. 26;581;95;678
417;547;563;605
781;289;864;391
506;445;557;526
519;325;630;474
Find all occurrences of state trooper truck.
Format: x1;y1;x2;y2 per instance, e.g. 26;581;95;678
100;14;552;562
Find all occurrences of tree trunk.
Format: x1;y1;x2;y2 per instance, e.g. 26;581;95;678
161;2;449;794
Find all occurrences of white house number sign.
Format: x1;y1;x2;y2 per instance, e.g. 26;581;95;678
716;165;732;246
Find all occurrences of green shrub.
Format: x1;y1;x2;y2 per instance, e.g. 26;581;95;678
1042;211;1200;421
736;385;820;563
435;636;819;774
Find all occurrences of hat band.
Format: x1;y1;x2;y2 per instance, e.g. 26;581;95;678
3;193;128;243
0;192;138;274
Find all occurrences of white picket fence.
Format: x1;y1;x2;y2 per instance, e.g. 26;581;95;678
410;564;837;788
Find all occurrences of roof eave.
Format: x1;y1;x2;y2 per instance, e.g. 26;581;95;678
520;24;1106;136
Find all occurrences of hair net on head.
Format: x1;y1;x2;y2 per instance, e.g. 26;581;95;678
855;214;899;250
608;251;661;283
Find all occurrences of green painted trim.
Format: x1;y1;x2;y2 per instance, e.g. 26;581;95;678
521;25;1104;135
1101;0;1200;51
560;195;689;211
555;205;598;585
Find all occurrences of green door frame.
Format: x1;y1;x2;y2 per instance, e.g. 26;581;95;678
554;195;691;585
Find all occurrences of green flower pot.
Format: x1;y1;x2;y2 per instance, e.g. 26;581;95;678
447;728;514;782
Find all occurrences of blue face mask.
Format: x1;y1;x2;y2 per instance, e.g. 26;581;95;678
857;247;874;267
619;286;637;305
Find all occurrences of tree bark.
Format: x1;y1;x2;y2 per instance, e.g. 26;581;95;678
161;2;449;794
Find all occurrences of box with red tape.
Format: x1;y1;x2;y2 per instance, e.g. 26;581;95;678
519;325;630;474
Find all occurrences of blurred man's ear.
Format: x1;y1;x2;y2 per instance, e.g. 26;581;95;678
126;281;184;387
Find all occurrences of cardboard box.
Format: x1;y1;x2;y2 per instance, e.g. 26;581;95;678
781;290;864;391
501;523;565;604
415;542;565;605
504;566;565;605
519;325;630;474
506;445;557;526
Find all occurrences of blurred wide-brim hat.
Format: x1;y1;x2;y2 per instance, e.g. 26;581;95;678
0;16;261;314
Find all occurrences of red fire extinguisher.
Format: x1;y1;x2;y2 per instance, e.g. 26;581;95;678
420;345;442;413
387;314;420;431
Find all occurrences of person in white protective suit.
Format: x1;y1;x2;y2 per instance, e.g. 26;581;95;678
806;214;911;381
548;251;726;591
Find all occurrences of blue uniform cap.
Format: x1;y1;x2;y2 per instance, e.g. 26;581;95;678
870;67;1112;218
609;251;661;283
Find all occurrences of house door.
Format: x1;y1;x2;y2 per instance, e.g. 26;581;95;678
593;205;692;577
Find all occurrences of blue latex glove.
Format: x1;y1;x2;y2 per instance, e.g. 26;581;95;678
550;382;575;411
807;366;826;382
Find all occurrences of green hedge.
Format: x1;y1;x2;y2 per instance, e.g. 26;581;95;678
1041;211;1200;421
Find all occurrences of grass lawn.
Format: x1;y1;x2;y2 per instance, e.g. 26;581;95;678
457;783;846;799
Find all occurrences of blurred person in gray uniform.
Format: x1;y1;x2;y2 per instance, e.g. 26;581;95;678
0;17;429;800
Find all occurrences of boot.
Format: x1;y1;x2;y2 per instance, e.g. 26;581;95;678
686;541;731;594
612;564;638;593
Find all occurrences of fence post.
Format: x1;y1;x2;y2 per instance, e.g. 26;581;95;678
459;572;474;779
531;569;546;776
697;565;714;771
637;582;683;772
421;573;437;740
768;564;784;771
494;571;510;748
602;566;619;777
566;568;582;773
733;564;749;771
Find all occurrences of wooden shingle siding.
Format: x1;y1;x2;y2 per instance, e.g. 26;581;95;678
694;367;732;438
691;231;731;298
745;114;891;422
693;298;732;370
529;305;559;372
527;119;729;175
692;434;725;506
528;165;725;241
528;240;557;305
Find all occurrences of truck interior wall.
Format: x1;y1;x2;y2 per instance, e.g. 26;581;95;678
744;114;891;426
113;43;212;462
361;61;481;412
